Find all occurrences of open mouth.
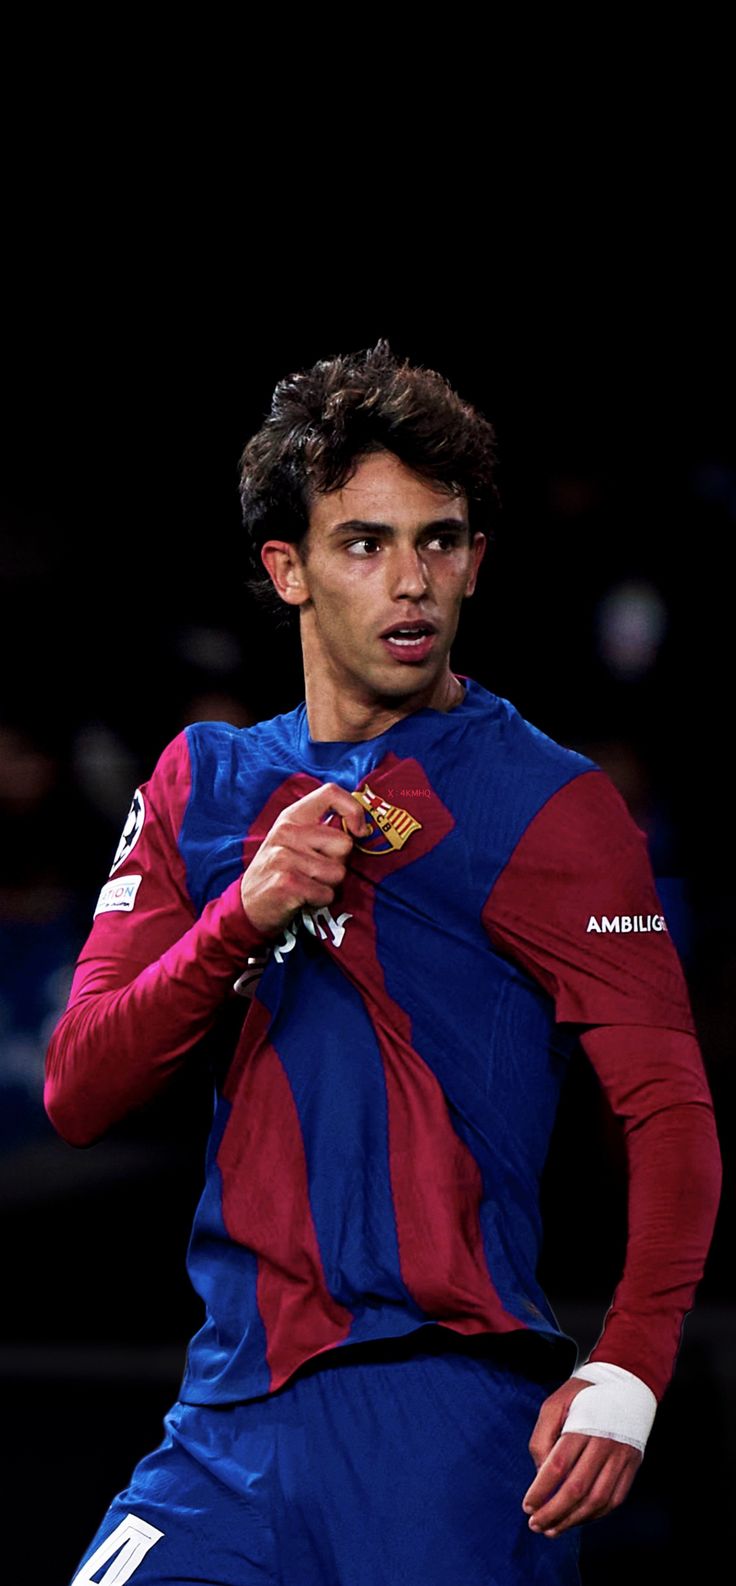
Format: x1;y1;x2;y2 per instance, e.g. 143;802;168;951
380;622;438;661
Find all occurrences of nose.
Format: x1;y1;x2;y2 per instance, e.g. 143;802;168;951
390;542;429;599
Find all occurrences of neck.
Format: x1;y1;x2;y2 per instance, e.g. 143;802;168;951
302;651;465;742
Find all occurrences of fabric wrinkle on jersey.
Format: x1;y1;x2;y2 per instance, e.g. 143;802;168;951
48;674;718;1414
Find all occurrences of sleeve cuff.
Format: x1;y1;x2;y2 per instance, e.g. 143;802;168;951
201;876;279;958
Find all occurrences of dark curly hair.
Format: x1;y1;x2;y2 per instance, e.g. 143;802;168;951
239;338;500;615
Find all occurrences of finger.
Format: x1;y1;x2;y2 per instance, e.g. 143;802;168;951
523;1432;587;1511
303;824;356;860
281;868;338;910
528;1443;636;1536
525;1429;620;1510
292;782;370;837
289;854;348;889
527;1446;617;1536
301;880;341;909
529;1446;615;1528
609;1456;641;1507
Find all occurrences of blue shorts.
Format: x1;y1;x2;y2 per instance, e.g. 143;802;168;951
70;1328;582;1585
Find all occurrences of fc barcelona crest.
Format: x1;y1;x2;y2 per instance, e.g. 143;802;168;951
343;782;422;855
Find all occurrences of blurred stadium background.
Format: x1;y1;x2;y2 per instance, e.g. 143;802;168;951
2;256;732;1583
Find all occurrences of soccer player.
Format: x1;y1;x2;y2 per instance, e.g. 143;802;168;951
46;341;722;1586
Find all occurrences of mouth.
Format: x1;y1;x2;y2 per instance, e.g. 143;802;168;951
379;620;438;663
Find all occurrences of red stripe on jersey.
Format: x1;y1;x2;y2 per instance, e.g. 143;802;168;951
482;770;696;1030
217;996;354;1392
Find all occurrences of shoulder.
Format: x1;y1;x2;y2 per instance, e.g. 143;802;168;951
182;706;302;782
135;714;294;824
459;677;600;808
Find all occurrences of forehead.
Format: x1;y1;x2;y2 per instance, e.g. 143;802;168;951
307;450;467;533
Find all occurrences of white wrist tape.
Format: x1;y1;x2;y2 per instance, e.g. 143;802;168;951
560;1361;658;1456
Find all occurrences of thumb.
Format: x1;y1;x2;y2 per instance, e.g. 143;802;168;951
529;1378;593;1468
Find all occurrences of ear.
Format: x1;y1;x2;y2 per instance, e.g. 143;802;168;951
464;532;487;598
260;539;310;607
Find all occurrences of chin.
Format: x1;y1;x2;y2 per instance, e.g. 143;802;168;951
373;661;442;701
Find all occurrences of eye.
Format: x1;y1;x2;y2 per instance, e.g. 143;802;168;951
425;531;461;552
345;537;382;557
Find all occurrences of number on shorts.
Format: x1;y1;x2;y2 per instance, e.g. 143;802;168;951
72;1512;164;1585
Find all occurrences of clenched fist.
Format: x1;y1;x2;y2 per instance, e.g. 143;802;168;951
241;781;370;938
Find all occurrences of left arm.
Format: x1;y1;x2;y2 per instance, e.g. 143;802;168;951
523;1019;721;1538
482;768;723;1537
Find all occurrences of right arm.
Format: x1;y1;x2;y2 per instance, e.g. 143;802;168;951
45;735;369;1146
44;730;271;1146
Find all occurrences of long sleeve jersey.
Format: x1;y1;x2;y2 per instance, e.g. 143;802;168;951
45;676;722;1406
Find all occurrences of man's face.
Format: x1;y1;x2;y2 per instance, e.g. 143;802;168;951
279;451;486;705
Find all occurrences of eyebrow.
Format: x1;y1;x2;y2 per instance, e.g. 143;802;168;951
328;517;470;537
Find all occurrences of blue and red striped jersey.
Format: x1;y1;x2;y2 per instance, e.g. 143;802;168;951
45;677;721;1404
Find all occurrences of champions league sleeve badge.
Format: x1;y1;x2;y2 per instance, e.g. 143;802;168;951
109;789;146;876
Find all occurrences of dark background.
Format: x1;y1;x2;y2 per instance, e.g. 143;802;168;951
1;163;733;1585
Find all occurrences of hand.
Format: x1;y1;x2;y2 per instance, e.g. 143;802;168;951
240;781;370;937
522;1376;643;1538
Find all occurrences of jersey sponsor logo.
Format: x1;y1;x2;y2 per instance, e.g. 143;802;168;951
273;904;353;962
586;913;668;933
94;875;143;916
343;782;422;855
233;906;353;997
110;789;145;875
